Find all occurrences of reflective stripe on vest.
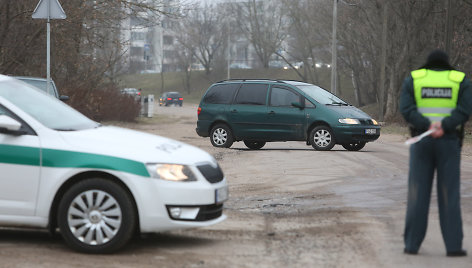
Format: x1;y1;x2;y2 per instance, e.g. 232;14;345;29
412;69;464;122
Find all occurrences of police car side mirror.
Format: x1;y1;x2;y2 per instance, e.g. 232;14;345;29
0;115;25;135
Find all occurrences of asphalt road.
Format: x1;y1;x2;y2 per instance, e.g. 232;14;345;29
2;103;472;268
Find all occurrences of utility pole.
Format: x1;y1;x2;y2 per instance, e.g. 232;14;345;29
379;3;388;122
227;24;231;80
445;0;454;54
330;0;338;95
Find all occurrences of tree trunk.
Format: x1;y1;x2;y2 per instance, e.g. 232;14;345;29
385;70;398;119
351;70;360;107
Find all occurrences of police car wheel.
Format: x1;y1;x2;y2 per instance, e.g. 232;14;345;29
210;124;234;148
342;142;366;151
58;178;136;254
244;140;266;150
310;126;336;151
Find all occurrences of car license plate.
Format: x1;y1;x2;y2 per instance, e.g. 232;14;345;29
365;129;376;135
215;186;228;203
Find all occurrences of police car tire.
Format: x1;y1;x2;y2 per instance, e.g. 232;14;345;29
310;126;336;151
342;142;366;151
210;124;234;148
58;178;136;254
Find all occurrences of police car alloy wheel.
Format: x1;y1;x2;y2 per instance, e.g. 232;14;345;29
210;124;234;148
310;126;336;151
58;178;136;254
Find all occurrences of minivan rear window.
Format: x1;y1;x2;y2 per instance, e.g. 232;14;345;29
204;84;240;104
234;84;268;105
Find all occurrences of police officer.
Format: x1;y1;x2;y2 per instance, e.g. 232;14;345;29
400;49;472;256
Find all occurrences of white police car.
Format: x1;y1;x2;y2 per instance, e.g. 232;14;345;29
0;75;228;253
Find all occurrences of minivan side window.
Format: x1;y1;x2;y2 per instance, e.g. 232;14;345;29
270;86;300;107
204;83;240;104
234;84;268;105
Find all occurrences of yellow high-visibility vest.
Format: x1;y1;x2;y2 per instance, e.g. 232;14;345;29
412;68;465;122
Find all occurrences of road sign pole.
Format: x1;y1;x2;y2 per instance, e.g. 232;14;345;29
47;18;51;95
32;0;66;95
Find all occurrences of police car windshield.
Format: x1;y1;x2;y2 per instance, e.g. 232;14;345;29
15;78;58;98
0;78;98;131
296;85;348;105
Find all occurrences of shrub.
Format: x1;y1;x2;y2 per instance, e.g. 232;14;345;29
63;84;141;122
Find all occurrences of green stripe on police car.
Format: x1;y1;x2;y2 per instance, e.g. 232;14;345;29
0;144;150;177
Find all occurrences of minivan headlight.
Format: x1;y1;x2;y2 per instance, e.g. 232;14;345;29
371;119;379;125
338;118;360;125
146;164;197;182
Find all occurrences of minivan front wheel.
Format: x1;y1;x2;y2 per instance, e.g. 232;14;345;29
210;124;234;148
342;142;366;151
58;178;136;253
310;126;336;151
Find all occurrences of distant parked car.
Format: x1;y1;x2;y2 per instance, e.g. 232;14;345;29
121;88;141;101
229;63;251;69
159;92;183;106
13;76;69;101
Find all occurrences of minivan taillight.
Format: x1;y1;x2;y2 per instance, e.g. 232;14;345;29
167;97;172;100
179;98;183;100
197;107;202;116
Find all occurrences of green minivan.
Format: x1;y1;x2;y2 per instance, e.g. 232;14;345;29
196;79;380;151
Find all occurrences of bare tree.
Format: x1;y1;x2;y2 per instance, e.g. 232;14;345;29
336;0;456;118
230;0;287;68
281;0;331;84
177;4;225;75
174;33;195;94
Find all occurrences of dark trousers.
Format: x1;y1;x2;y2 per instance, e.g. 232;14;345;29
404;136;463;252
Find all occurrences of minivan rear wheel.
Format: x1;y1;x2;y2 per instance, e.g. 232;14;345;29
342;142;366;151
58;178;136;253
310;126;336;151
210;124;234;148
244;140;266;150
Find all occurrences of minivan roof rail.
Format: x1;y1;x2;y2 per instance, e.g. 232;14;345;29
216;78;287;83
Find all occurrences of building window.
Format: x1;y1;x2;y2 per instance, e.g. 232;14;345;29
163;35;173;45
131;32;145;41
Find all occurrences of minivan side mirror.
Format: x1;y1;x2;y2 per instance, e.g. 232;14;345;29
59;95;70;102
0;115;24;135
291;102;304;109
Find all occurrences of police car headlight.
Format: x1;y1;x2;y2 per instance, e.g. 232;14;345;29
146;164;197;182
338;118;360;125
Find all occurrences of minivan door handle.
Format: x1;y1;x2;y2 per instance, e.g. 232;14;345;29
231;109;238;113
268;111;275;115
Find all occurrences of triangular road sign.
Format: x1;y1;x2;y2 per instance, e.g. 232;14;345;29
32;0;66;19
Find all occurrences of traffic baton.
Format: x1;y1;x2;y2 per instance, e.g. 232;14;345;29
404;129;435;145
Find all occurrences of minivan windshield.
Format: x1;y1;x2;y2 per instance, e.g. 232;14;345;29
0;78;99;131
296;85;348;105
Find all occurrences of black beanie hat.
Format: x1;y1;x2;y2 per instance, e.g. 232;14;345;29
421;49;454;70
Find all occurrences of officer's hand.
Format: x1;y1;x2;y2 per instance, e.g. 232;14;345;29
429;122;444;138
